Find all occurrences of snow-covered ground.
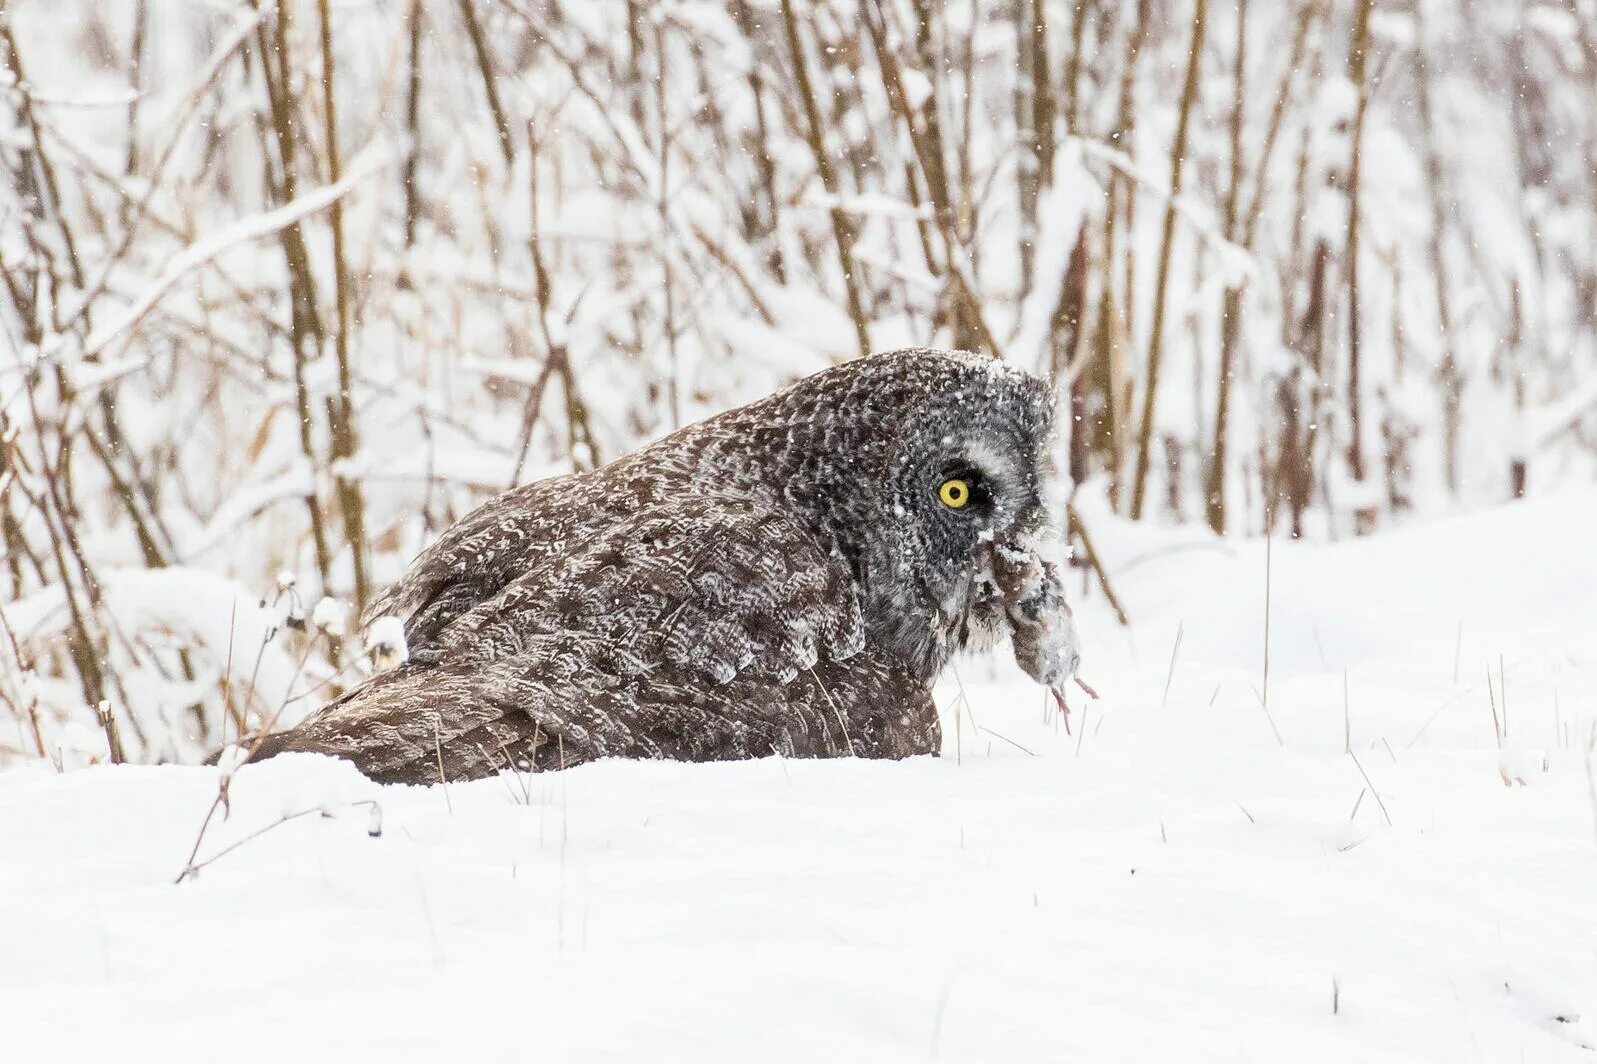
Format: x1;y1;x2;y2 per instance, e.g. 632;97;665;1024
3;492;1595;1062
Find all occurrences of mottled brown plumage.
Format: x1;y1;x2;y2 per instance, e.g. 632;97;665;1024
250;349;1079;783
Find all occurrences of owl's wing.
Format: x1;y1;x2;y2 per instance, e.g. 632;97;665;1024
255;496;899;782
361;477;585;653
421;495;867;682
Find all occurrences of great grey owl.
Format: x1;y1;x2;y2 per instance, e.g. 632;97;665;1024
249;349;1081;783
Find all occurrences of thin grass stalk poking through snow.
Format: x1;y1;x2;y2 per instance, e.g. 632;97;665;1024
1486;665;1503;749
1343;670;1351;755
1162;620;1184;708
1498;656;1509;739
433;718;453;814
1260;528;1282;745
982;726;1036;757
955;696;963;765
1586;722;1597;847
1348;750;1392;827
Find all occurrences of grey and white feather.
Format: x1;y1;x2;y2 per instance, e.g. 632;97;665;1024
251;349;1080;783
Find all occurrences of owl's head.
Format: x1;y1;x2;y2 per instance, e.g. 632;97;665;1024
769;349;1072;684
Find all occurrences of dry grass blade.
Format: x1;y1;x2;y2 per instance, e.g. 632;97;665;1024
1348;749;1393;826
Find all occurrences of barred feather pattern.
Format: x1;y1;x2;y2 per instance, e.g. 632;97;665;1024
252;349;1067;784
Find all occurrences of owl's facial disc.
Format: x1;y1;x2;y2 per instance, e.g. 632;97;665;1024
840;353;1071;684
941;453;1080;690
895;429;1050;655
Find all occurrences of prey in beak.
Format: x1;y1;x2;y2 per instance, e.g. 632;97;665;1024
982;526;1097;731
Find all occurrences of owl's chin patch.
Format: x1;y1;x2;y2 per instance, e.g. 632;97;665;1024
955;591;1010;654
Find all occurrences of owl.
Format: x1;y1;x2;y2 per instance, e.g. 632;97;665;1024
249;349;1081;783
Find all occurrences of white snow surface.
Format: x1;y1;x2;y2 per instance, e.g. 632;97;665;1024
3;492;1596;1062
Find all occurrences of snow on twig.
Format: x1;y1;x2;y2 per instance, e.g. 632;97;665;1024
70;146;390;363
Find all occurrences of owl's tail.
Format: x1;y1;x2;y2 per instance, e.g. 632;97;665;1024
205;662;596;785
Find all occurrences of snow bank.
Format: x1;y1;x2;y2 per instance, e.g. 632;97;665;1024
1;492;1594;1061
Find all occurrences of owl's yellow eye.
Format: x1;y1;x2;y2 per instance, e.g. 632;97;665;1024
938;477;971;509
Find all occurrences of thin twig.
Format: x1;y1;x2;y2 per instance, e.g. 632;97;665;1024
176;799;382;884
456;0;514;166
1066;502;1130;627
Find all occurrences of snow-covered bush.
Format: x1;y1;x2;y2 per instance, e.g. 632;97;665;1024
1;0;1593;766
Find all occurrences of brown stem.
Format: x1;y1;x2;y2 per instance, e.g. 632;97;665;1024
860;0;1001;357
1115;0;1150;341
457;0;514;168
1061;0;1088;137
1067;502;1129;627
254;0;334;591
0;17;86;291
1130;0;1208;520
728;0;787;284
1204;0;1251;535
1412;0;1460;495
779;0;871;359
402;0;425;248
318;0;371;613
1345;0;1375;492
124;0;149;180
